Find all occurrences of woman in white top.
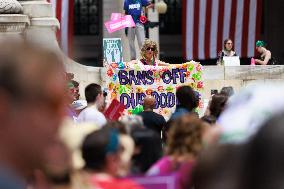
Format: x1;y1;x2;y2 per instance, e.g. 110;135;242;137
217;38;237;65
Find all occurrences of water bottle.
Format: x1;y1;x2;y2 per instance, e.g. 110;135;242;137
251;58;255;66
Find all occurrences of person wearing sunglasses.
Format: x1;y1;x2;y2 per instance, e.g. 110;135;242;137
217;38;237;65
129;39;169;66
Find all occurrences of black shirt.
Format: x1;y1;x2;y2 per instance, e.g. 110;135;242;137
139;111;166;134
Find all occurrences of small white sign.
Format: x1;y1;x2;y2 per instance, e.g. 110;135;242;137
103;38;123;63
223;56;240;66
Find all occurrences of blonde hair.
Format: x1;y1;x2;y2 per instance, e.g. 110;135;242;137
140;39;159;59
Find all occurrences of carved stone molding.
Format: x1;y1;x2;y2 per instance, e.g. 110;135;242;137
0;23;25;32
0;0;23;14
0;14;29;33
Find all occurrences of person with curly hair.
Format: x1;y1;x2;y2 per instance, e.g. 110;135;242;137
147;114;207;189
129;39;170;66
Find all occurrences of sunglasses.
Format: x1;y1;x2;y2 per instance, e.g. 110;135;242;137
146;47;155;51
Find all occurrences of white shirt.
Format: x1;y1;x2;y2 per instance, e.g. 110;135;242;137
77;105;107;128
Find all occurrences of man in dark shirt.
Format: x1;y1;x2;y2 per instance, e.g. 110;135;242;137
139;96;166;135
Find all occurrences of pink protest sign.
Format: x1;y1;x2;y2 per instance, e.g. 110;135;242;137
105;15;135;33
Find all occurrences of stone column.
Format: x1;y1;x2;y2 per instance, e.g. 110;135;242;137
0;0;29;40
18;0;60;51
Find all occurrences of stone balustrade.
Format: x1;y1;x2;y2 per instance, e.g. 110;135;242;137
66;61;284;99
202;65;284;98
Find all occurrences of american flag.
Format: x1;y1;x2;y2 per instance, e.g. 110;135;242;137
183;0;263;60
47;0;74;56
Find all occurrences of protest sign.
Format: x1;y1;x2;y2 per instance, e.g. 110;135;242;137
104;99;126;121
105;14;135;33
103;38;123;63
105;61;204;119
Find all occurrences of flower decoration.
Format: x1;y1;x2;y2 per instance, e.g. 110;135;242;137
136;86;144;93
119;85;127;94
124;62;130;70
190;83;197;89
108;82;115;90
146;88;153;95
112;74;117;81
107;68;114;77
166;86;174;93
118;62;125;69
157;86;164;92
192;73;201;81
131;105;144;115
126;84;132;93
197;81;204;89
111;91;117;99
186;71;191;77
182;64;188;69
187;63;195;71
110;63;118;69
196;64;202;72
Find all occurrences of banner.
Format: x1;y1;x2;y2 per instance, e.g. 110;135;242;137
103;38;123;63
105;61;204;119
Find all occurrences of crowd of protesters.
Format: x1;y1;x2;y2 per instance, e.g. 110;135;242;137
1;39;284;189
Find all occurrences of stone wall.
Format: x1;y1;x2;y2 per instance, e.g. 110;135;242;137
203;65;284;99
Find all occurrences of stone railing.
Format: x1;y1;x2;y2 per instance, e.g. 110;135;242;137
66;62;284;99
203;65;284;98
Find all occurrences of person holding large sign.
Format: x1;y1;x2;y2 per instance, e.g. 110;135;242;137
129;39;170;66
124;0;153;60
